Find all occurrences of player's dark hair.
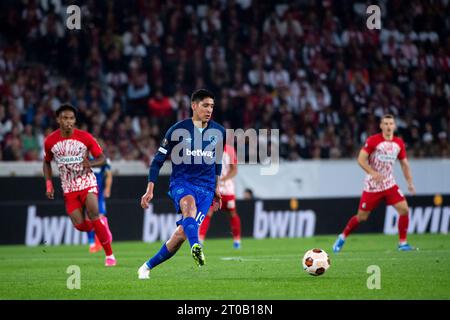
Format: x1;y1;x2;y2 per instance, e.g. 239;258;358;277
56;104;78;117
381;114;395;121
191;89;215;103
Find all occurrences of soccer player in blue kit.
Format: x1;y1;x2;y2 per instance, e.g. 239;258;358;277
138;89;225;279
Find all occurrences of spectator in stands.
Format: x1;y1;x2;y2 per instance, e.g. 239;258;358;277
0;0;448;162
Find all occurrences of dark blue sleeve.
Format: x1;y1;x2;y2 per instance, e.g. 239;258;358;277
148;126;175;183
104;158;111;171
215;127;226;177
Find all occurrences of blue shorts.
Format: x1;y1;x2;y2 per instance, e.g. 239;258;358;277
98;195;107;215
168;183;214;227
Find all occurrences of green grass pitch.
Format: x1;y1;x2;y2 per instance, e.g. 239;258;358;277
0;234;449;300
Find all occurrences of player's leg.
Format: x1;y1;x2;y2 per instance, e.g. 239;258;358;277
179;194;206;266
228;209;242;249
88;217;103;253
223;195;241;249
179;194;200;244
333;190;380;253
393;200;413;249
89;195;109;253
84;191;116;266
65;192;94;232
87;226;96;249
88;199;101;252
198;206;214;244
333;209;371;253
387;186;417;251
138;225;187;279
68;208;93;231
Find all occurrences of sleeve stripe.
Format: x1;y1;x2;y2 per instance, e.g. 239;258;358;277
158;147;168;154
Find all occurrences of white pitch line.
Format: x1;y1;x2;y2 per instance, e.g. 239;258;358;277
220;257;284;261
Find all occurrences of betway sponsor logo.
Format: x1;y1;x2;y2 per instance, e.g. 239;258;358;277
143;204;179;242
58;156;83;164
253;201;316;238
25;206;88;246
384;206;450;234
185;149;214;158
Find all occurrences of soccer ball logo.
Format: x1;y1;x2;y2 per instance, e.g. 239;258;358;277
302;248;330;276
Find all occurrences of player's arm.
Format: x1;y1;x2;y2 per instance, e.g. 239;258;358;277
213;129;226;210
104;170;113;198
43;159;54;199
83;134;106;168
399;158;416;195
220;163;237;181
141;155;166;209
357;149;383;183
212;175;222;212
43;139;54;199
83;153;106;168
141;130;173;209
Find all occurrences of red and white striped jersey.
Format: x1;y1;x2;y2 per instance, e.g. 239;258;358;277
44;129;102;194
218;144;237;196
362;133;407;192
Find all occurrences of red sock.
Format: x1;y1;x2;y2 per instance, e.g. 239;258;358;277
92;218;113;256
100;216;113;241
74;220;93;232
230;212;241;241
199;215;211;240
398;214;409;243
342;215;360;238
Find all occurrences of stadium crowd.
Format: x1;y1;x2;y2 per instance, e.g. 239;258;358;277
0;0;449;164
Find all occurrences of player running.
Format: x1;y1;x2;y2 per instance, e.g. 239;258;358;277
138;89;225;279
198;142;242;249
87;144;113;253
333;114;417;253
43;104;116;266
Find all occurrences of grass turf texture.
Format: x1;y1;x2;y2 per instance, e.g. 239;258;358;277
0;234;449;300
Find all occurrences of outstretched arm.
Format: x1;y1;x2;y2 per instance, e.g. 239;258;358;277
399;158;415;195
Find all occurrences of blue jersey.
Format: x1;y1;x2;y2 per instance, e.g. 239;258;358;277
148;118;226;192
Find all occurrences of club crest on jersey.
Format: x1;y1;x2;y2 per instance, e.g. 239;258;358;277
209;135;217;145
161;138;169;147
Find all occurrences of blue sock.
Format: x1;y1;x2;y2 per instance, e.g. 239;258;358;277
146;243;174;269
87;231;95;245
182;217;199;248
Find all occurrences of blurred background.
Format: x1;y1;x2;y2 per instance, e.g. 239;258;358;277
0;0;449;246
